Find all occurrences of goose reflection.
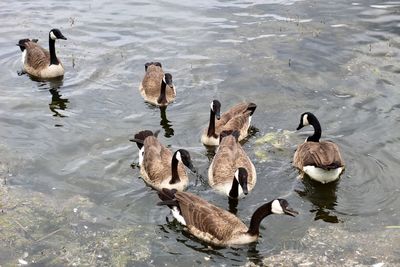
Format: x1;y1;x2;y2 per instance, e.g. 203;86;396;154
295;176;340;223
159;106;174;137
29;76;69;118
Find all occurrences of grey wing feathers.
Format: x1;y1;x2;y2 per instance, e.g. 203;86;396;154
295;141;344;170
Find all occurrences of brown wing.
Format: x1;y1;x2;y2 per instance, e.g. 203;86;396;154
210;136;238;185
176;191;247;241
141;65;164;98
294;141;344;170
24;42;50;70
218;114;250;138
217;102;249;126
142;136;173;183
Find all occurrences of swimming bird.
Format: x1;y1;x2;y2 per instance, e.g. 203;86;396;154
201;100;256;146
208;131;256;198
293;112;345;183
17;29;67;79
131;130;196;191
157;188;298;247
139;62;176;106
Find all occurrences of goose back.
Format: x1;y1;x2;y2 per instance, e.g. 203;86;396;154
139;64;175;106
202;102;256;146
174;191;250;246
294;141;344;170
208;134;256;196
141;136;188;191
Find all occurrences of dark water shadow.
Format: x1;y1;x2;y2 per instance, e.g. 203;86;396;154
159;106;174;138
295;176;340;223
28;75;69;119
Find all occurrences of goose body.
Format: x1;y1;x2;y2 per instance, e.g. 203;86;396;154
293;112;345;183
17;29;67;79
158;189;298;247
201;100;257;146
131;130;196;191
139;62;176;106
208;131;256;198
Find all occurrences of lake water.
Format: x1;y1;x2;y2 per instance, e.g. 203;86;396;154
0;0;399;266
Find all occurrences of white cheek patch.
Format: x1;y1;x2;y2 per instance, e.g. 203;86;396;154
234;169;239;181
172;207;186;226
302;114;309;126
175;151;182;162
21;50;27;64
50;31;57;40
271;199;284;214
138;147;144;165
210;101;214;112
162;75;166;84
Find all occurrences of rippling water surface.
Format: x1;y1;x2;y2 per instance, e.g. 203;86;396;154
0;0;399;266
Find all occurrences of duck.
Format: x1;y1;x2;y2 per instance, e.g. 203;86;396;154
139;62;176;106
130;130;196;191
208;130;256;199
201;100;256;146
17;28;67;79
157;188;298;247
293;112;345;183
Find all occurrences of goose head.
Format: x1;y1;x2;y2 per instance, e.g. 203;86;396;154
271;199;298;217
210;99;221;120
163;73;174;89
174;149;196;173
297;112;313;130
49;28;67;40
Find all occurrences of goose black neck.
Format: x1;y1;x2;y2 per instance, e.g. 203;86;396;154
247;201;273;236
157;80;168;105
170;153;180;184
228;177;239;199
307;115;322;142
207;109;216;137
48;37;59;65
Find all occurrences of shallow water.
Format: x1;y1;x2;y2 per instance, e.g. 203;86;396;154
0;0;399;266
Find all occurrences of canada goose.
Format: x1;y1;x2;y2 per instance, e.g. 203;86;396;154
139;62;176;106
17;29;67;79
201;100;257;146
158;188;298;247
131;130;196;191
208;131;256;198
293;112;345;183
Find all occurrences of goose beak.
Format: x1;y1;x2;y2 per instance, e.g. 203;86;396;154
296;124;302;131
187;163;197;174
283;207;299;217
242;187;248;195
215;112;221;120
60;35;67;40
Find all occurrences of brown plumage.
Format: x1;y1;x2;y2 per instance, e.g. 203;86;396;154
293;112;345;183
131;130;195;191
201;100;257;146
157;189;298;247
294;141;344;170
18;29;67;79
139;62;176;106
208;131;256;198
